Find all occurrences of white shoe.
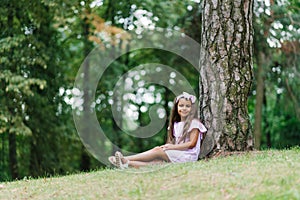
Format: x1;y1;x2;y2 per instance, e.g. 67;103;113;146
115;151;129;169
108;156;118;167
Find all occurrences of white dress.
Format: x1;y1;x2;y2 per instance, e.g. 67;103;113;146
165;119;207;163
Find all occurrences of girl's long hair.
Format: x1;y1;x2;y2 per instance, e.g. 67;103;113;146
167;98;197;144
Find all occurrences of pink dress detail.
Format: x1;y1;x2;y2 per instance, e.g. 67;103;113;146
165;119;207;163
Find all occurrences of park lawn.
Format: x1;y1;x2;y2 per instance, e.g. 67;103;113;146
0;148;300;200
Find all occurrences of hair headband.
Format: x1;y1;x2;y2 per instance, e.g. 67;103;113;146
175;92;196;103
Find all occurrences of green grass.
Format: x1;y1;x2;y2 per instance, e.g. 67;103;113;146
1;148;300;200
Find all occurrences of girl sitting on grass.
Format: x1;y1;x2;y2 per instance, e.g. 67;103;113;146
108;92;207;169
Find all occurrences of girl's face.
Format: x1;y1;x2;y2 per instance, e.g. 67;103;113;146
177;98;192;121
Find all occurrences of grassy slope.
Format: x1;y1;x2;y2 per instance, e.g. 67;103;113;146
1;148;300;200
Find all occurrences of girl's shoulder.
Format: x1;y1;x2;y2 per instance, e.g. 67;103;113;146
189;118;207;133
191;118;201;123
190;118;203;125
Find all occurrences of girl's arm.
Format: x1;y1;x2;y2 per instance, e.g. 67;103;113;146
166;137;172;144
161;129;199;150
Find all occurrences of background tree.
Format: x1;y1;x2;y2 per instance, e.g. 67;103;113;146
252;0;300;149
0;0;48;179
0;0;76;180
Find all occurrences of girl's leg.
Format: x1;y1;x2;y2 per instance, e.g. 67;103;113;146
125;147;170;162
126;159;165;168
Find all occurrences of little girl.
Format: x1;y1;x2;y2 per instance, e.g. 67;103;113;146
108;92;207;169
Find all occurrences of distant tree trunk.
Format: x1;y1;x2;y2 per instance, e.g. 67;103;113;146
0;133;5;174
112;91;122;154
164;89;171;129
80;3;92;171
253;0;274;150
136;109;144;151
7;2;19;179
29;137;40;177
80;147;91;171
8;131;18;179
253;52;265;149
199;0;254;154
263;92;272;148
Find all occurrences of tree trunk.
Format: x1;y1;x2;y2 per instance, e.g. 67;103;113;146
80;3;92;171
253;52;265;149
29;137;40;177
199;0;254;154
9;132;18;179
263;92;272;148
7;1;19;179
253;0;274;150
80;146;91;171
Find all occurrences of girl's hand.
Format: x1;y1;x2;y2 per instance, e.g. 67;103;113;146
160;143;174;151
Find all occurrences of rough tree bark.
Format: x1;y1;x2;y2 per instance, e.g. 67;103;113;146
199;0;254;155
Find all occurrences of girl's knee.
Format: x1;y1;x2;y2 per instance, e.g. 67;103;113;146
152;146;163;152
153;146;160;150
152;146;168;161
150;147;164;156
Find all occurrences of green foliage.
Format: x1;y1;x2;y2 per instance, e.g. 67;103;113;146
0;70;46;96
252;0;300;149
0;0;81;180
